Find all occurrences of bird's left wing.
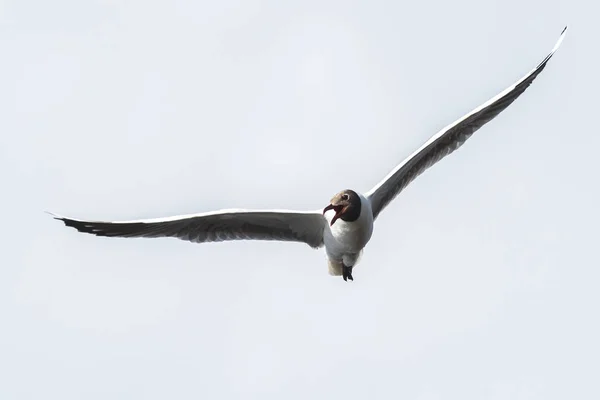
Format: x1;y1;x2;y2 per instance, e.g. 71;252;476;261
366;26;567;220
50;209;327;248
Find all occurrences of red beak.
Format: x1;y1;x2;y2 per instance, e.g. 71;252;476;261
323;204;343;226
323;204;335;214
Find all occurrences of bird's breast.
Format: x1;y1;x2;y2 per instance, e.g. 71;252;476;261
323;194;374;252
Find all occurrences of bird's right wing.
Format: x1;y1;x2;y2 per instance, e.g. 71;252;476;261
50;209;327;248
366;26;567;220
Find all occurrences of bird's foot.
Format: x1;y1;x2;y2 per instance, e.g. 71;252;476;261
342;265;353;282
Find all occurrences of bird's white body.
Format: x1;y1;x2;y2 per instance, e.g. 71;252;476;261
50;27;567;282
323;193;374;275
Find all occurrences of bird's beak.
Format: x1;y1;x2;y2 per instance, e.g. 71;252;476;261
323;204;343;226
323;204;335;214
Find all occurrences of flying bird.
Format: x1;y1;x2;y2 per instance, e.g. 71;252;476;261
51;27;567;282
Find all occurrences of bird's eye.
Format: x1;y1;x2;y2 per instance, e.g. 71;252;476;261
341;194;349;201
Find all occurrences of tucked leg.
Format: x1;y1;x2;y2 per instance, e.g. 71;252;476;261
342;264;353;282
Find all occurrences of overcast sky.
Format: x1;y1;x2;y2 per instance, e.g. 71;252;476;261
1;0;598;399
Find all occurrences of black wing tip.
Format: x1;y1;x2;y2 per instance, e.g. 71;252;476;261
47;211;105;236
533;25;568;71
46;211;70;225
55;217;91;232
46;212;68;226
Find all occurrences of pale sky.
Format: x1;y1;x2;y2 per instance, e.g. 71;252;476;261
2;0;598;399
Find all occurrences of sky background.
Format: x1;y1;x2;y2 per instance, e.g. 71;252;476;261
1;0;598;399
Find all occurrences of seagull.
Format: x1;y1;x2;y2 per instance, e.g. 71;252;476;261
51;27;567;282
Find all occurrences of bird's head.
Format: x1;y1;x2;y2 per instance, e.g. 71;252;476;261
323;189;361;226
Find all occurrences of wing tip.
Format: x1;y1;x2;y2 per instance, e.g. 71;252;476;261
46;210;65;222
551;24;568;52
47;211;94;234
534;25;568;70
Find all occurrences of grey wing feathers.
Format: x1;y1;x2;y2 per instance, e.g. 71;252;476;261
50;210;327;248
366;26;567;220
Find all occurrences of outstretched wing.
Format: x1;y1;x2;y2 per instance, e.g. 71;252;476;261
50;209;327;248
366;26;567;220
